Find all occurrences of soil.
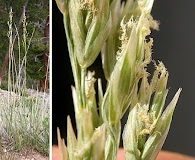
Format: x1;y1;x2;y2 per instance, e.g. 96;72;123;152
0;148;49;160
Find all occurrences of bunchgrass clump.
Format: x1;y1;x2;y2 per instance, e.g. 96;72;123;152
55;0;181;160
0;7;49;156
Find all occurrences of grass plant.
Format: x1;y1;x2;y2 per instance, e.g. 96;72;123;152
0;7;49;157
55;0;181;160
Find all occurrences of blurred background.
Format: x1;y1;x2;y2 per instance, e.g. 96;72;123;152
52;0;195;157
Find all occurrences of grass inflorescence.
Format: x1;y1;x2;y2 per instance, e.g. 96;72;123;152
56;0;181;160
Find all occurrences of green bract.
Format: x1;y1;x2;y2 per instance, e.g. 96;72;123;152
55;0;181;160
57;0;111;68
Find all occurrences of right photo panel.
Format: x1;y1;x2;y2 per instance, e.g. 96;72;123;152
52;0;195;160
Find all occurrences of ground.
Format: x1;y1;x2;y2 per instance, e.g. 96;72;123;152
0;148;49;160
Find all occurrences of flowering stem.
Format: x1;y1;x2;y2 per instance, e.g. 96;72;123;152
81;68;87;109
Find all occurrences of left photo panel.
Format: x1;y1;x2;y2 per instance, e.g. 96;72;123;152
0;1;50;160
